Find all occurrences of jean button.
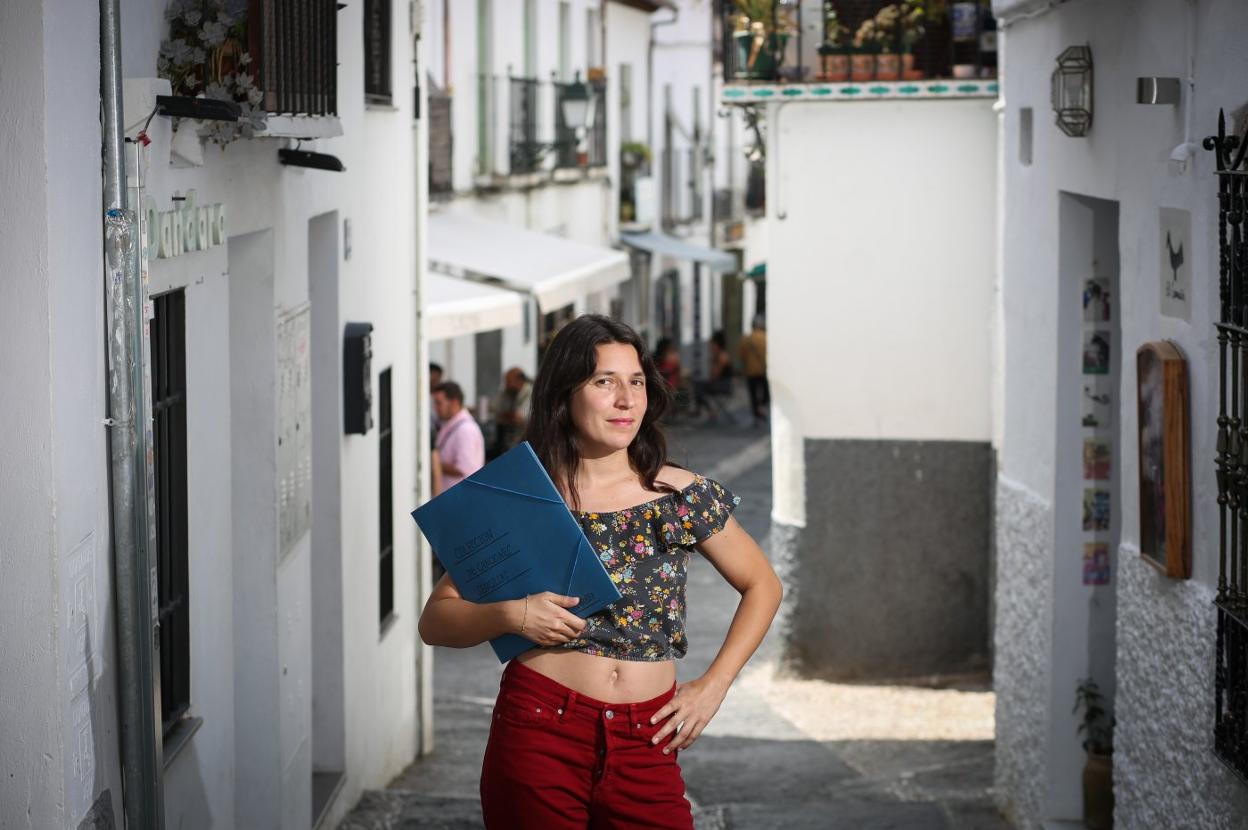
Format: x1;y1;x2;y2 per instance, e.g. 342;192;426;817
604;709;615;720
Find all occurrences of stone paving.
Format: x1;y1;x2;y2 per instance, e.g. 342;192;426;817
340;406;1014;830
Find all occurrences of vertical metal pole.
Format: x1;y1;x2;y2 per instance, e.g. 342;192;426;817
101;0;164;826
693;262;704;382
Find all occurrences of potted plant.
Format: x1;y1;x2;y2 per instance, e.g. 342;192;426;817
851;17;884;81
1073;678;1115;830
815;2;849;82
871;5;902;81
732;0;795;81
898;0;926;79
157;0;266;147
620;141;651;171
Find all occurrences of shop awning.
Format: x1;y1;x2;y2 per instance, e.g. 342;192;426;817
428;211;630;311
620;230;738;272
424;273;525;340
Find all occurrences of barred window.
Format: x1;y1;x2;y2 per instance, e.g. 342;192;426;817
151;290;190;735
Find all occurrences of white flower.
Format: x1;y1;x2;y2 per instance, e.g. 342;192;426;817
238;52;252;66
183;10;201;26
201;20;227;47
235;72;253;88
248;87;264;106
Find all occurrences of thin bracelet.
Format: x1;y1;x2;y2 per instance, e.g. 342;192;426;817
519;594;530;634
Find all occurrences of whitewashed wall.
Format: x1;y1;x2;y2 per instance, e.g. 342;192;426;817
0;3;123;828
765;97;997;522
993;0;1248;826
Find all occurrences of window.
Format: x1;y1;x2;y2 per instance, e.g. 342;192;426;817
379;367;394;626
510;76;541;174
253;0;339;116
524;0;538;78
477;0;494;176
586;7;600;68
558;1;571;81
151;290;190;736
364;0;393;104
429;77;453;195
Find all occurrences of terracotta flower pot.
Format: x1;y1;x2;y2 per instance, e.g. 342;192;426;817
850;52;876;82
875;52;901;81
1082;752;1114;830
820;53;850;82
902;52;923;80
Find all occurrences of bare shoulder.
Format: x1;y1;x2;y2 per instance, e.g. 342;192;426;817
655;465;699;492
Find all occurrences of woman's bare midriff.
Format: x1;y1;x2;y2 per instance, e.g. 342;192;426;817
516;648;676;703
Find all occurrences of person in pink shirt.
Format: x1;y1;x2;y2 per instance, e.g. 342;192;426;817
433;381;485;494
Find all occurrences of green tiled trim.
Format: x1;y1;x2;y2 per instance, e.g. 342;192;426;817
722;79;999;103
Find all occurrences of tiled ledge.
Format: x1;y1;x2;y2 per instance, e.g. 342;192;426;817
722;79;999;104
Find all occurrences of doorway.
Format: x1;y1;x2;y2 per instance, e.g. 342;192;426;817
1048;193;1120;820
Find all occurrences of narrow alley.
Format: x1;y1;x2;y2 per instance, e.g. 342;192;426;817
343;407;1008;830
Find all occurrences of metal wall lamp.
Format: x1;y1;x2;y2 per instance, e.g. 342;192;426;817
278;147;346;172
1051;45;1093;137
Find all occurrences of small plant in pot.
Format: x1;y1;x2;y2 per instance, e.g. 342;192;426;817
815;2;849;82
1073;678;1115;830
898;0;927;79
871;4;902;80
850;18;884;81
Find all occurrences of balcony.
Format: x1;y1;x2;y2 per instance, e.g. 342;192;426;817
475;72;608;185
718;0;999;103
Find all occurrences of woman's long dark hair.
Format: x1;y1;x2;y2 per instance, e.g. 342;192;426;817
524;314;673;510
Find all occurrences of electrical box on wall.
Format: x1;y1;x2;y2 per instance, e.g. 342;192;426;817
344;322;374;435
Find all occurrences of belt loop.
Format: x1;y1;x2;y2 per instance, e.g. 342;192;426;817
560;690;577;721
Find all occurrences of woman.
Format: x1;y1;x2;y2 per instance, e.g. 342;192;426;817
418;315;783;829
654;336;683;390
693;330;734;421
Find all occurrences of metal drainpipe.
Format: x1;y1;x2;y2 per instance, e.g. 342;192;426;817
646;4;678;164
101;0;165;826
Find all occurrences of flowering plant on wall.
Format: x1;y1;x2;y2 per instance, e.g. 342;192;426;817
158;0;266;146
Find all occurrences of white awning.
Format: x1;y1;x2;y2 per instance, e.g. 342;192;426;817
428;211;630;311
424;273;525;340
620;230;738;272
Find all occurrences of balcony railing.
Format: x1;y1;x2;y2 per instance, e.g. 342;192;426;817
717;0;997;86
510;77;542;175
250;0;338;116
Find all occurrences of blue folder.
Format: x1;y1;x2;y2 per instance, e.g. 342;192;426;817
411;441;622;663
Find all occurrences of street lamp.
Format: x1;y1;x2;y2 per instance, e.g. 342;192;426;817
560;71;594;133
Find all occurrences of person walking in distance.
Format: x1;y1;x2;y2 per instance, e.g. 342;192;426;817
418;315;782;830
739;315;769;426
490;367;534;458
432;381;485;495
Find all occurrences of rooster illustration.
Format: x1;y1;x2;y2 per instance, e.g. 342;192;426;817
1166;231;1186;301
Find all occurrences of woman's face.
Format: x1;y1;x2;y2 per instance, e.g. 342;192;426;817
570;342;647;454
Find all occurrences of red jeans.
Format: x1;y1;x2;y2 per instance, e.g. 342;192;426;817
480;660;694;829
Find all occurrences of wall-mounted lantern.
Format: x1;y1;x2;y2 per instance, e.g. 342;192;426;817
1051;45;1094;137
343;322;374;435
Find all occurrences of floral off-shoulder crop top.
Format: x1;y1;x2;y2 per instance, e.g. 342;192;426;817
558;475;739;662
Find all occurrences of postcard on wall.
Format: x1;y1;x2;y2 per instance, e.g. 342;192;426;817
1082;378;1113;428
1083;440;1111;480
1083;331;1111;375
1083;278;1111;322
1083;488;1111;532
1160;207;1192;320
1082;542;1111;586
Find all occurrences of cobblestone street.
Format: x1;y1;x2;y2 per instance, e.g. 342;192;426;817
341;405;1013;829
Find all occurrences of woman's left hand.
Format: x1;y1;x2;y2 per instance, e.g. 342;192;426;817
648;675;730;754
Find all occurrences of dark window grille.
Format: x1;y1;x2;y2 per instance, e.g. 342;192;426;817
364;0;393;105
379;367;394;625
249;0;338;116
715;0;996;84
429;82;454;196
1210;111;1248;786
589;80;607;167
509;77;542;174
151;290;190;736
553;79;579;169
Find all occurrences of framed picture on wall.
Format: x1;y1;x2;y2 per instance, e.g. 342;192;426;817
1136;341;1191;579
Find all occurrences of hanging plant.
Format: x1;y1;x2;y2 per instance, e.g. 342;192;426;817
157;0;266;146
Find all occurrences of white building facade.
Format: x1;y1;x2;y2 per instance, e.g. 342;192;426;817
0;1;428;827
991;0;1248;827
